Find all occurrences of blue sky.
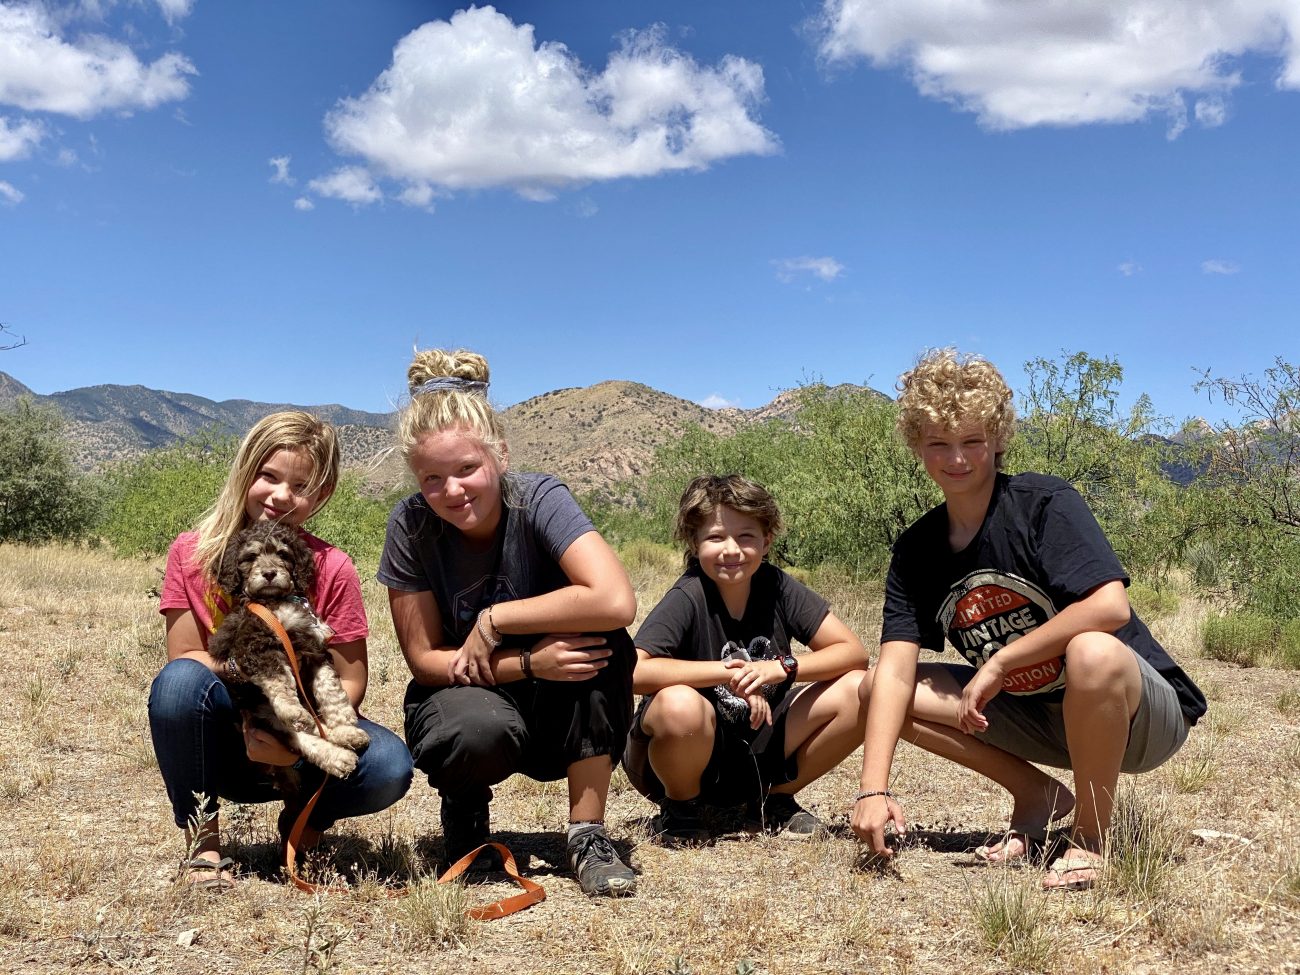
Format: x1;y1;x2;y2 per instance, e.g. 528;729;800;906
1;1;1296;425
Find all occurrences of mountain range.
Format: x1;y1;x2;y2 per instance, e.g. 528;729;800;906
0;370;871;497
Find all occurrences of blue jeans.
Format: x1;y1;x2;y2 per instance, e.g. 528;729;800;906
148;658;413;830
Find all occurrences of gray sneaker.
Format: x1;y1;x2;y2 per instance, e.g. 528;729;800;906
568;826;637;897
763;793;823;840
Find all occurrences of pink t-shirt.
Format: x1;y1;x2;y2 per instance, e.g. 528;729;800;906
159;529;368;649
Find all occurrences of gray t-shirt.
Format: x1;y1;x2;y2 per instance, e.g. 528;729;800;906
377;472;594;646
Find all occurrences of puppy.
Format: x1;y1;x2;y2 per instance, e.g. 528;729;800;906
207;521;369;788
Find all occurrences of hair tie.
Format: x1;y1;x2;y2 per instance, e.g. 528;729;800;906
412;376;489;397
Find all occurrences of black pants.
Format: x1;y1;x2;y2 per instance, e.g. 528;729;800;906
404;629;635;804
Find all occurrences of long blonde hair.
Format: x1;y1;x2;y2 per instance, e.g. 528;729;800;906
192;411;340;579
397;348;508;473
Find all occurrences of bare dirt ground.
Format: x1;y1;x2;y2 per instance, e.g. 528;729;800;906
1;543;1297;975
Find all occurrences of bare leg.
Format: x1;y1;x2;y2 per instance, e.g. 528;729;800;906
770;671;869;795
1043;633;1142;890
640;685;718;801
567;755;613;823
893;664;1075;854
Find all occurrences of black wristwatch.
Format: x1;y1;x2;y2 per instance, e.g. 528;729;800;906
779;653;798;686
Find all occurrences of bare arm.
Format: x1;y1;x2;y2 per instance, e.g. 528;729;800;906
328;639;367;710
164;608;216;668
850;640;918;855
957;579;1131;733
632;648;736;695
488;531;636;636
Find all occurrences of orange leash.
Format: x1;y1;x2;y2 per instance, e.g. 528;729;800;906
245;602;545;917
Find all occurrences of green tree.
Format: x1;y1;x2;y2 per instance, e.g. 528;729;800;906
1009;351;1178;577
0;398;99;542
1182;357;1300;615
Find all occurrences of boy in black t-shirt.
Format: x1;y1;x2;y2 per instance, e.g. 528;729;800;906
625;475;870;843
851;350;1205;891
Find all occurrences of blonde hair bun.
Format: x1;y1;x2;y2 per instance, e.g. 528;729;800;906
408;349;489;394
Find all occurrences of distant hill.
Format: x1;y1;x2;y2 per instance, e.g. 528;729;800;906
0;370;884;498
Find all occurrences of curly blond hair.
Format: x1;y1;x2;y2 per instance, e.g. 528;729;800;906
396;348;507;472
896;349;1016;460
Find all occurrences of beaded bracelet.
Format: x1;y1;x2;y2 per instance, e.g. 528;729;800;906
223;658;243;684
476;607;502;649
853;790;897;804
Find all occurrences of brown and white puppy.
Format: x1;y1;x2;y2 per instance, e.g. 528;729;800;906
208;521;369;788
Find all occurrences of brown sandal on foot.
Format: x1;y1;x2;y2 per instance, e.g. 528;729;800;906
181;856;236;892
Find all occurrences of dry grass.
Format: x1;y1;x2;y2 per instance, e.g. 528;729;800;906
1;542;1299;974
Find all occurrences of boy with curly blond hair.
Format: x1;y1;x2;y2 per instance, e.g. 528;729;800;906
851;349;1205;890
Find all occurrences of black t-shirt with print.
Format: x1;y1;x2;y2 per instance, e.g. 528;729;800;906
635;561;830;715
882;472;1206;724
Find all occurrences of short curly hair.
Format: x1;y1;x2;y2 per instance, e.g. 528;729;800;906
673;474;783;567
896;349;1016;459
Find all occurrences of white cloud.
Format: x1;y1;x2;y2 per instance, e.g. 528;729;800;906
817;1;1300;132
1117;260;1142;276
0;114;44;160
268;155;293;185
1201;258;1241;274
0;179;24;205
700;393;741;409
396;182;435;209
292;196;314;211
773;255;845;283
0;3;195;119
1195;96;1229;127
321;6;777;199
154;0;195;25
307;166;382;206
574;196;599;218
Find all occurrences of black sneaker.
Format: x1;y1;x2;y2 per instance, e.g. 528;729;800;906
568;826;637;897
763;793;823;840
441;789;499;868
651;796;711;846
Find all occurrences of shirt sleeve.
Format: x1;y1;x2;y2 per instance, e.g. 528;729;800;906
314;549;369;644
880;546;926;646
158;536;192;613
376;497;433;592
529;477;597;564
633;587;696;659
1035;485;1129;602
776;571;831;646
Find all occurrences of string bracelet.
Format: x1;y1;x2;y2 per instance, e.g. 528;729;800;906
476;608;502;649
853;790;897;804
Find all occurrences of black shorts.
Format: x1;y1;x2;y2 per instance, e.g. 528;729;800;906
621;685;809;807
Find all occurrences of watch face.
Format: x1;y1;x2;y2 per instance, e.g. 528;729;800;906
781;654;797;674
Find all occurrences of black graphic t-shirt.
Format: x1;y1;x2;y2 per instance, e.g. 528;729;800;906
635;562;830;719
377;473;594;646
882;472;1206;723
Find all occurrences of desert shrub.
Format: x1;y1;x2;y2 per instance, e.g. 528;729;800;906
99;434;235;556
1128;581;1180;619
1201;612;1277;667
616;538;680;576
1279;619;1300;671
100;434;392;575
0;398;100;543
308;473;394;580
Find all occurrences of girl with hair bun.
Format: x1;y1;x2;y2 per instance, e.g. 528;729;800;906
378;349;639;898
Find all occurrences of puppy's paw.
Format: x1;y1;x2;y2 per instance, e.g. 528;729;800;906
331;726;371;752
318;749;359;779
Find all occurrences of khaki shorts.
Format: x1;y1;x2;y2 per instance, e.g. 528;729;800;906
943;649;1190;773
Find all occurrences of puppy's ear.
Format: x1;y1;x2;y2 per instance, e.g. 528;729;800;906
216;533;244;599
291;532;317;594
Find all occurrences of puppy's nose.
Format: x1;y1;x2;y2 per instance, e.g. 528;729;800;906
262;570;278;581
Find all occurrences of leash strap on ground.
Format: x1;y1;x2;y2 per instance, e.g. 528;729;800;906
438;842;547;919
245;603;547;917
